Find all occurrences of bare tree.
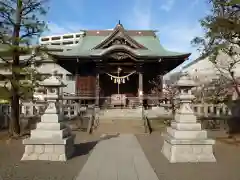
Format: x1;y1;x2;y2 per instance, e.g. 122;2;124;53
193;76;232;104
151;72;182;115
192;0;240;99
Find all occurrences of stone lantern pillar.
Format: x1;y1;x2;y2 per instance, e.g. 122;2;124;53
161;73;216;163
21;73;75;161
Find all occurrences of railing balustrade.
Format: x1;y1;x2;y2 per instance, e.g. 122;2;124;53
156;103;231;118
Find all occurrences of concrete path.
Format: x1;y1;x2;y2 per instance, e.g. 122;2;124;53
75;134;159;180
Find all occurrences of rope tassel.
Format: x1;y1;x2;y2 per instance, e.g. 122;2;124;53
104;70;136;84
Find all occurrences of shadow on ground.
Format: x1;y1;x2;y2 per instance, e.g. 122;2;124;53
73;141;98;157
72;132;120;158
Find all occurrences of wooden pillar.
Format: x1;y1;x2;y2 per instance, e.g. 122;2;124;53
95;64;100;107
160;75;163;91
75;59;79;95
138;64;143;105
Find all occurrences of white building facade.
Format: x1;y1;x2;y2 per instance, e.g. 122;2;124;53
181;49;240;84
0;32;87;95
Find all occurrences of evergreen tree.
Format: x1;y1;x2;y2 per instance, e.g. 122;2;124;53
0;0;49;137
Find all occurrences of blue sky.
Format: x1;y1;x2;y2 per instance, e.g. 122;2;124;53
44;0;210;71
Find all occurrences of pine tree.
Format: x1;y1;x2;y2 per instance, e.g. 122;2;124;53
0;0;49;137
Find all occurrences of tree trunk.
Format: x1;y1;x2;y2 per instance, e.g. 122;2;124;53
230;72;240;98
8;0;22;137
9;89;20;136
233;84;240;99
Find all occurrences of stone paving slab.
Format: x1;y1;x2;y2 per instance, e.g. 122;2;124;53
75;134;159;180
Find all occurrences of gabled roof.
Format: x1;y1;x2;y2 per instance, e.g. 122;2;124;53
47;23;191;60
93;23;147;49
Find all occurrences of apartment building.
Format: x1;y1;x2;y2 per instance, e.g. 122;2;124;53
39;31;85;46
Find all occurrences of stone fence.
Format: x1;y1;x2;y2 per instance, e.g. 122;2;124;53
158;103;231;118
21;101;84;120
192;103;231;118
0;102;85;129
1;101;232;120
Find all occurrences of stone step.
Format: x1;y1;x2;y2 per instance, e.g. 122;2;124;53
94;120;145;134
99;119;144;125
171;122;202;131
36;122;66;130
166;127;208;139
30;128;70;139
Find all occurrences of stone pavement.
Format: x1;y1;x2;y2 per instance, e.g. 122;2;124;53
75;134;159;180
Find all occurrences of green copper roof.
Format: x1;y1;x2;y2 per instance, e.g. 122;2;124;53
48;34;190;58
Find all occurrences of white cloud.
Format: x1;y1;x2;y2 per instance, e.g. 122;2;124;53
125;0;152;29
45;23;89;36
158;23;204;74
47;23;70;35
124;0;205;63
160;0;175;12
190;0;200;8
159;23;204;60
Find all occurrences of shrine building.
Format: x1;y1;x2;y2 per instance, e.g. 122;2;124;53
44;22;191;107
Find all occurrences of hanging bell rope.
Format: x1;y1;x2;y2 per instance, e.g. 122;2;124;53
105;71;136;84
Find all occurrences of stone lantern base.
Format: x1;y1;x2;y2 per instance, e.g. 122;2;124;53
161;104;216;163
21;135;75;161
162;132;216;163
21;101;75;161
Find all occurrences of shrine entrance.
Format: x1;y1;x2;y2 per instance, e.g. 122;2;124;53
99;66;139;108
100;71;138;97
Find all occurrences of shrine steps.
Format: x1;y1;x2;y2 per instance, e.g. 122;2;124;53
94;108;146;134
97;108;143;120
94;119;145;134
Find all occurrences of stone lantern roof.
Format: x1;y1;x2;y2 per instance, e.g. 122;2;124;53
175;73;196;88
39;75;66;87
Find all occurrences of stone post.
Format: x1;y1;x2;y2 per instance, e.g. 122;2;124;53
210;105;214;114
29;105;34;116
68;106;71;117
204;105;208;117
161;74;216;163
21;73;75;161
21;105;25;115
216;106;220;116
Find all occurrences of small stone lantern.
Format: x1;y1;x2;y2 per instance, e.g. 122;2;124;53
21;73;75;161
39;73;65;117
161;73;216;163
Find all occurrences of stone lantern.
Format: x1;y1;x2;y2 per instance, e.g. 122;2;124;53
161;73;216;163
39;73;65;117
21;73;75;161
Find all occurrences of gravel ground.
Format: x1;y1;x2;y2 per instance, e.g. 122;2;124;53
1;129;240;180
0;131;101;180
136;131;240;180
